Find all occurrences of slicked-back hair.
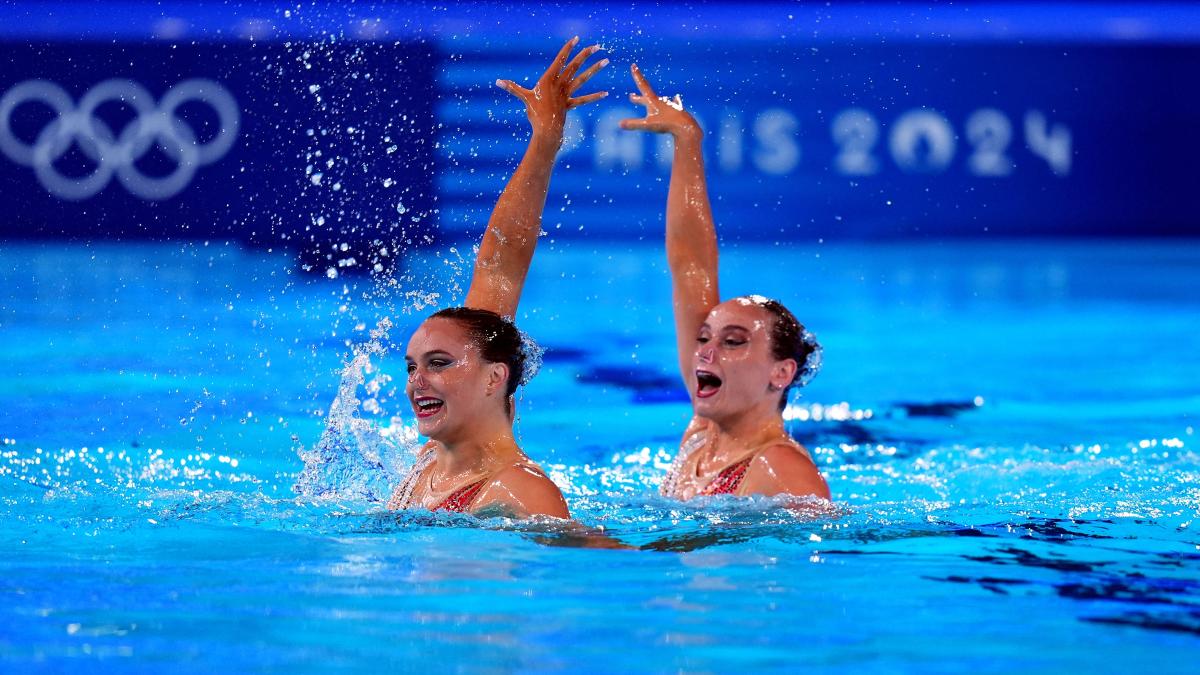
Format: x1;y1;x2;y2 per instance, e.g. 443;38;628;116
745;297;817;411
429;307;525;415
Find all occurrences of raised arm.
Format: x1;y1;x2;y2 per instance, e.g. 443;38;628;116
620;65;720;393
463;37;608;317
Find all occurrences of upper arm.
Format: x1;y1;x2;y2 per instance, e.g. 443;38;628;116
740;444;831;500
462;143;558;317
463;233;526;317
671;260;719;396
473;464;571;520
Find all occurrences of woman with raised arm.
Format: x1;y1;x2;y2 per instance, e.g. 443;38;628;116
620;64;831;502
386;38;608;519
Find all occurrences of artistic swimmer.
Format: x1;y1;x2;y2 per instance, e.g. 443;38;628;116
387;38;609;519
620;64;832;502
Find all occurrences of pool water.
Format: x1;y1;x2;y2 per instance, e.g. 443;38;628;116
1;239;1197;671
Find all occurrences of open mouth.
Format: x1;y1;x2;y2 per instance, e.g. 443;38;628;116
696;370;723;398
413;396;445;419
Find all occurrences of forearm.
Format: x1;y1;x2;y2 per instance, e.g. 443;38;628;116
489;130;559;248
665;128;720;383
666;129;718;278
464;130;561;313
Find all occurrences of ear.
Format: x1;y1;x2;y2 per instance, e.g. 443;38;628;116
486;362;510;395
770;358;797;392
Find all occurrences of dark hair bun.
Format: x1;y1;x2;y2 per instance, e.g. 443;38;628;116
737;295;821;409
429;307;540;401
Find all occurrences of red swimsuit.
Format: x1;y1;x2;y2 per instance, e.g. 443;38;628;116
433;478;488;513
699;457;753;496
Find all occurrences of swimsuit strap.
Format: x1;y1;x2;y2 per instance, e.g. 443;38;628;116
433;476;489;513
700;455;754;496
388;448;436;509
662;417;716;497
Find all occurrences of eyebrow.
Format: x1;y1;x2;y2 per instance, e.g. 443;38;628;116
720;324;752;333
405;349;454;362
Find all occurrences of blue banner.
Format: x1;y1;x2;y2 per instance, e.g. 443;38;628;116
0;41;437;261
2;3;1199;244
437;40;1200;239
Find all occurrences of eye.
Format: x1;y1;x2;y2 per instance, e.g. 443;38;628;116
696;335;710;344
723;338;747;347
430;358;451;369
406;363;416;374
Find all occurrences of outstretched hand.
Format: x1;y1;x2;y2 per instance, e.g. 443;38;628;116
619;64;702;140
496;37;609;142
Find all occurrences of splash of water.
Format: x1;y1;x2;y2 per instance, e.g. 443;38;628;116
293;318;421;503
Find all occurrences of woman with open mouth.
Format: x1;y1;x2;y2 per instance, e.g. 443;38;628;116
620;64;831;503
387;38;608;518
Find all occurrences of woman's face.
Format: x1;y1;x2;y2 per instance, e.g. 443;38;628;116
405;317;505;442
692;298;794;422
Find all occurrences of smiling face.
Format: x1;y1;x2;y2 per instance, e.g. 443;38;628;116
692;298;797;423
405;317;508;443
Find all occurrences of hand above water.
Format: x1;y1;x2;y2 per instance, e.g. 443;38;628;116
496;36;609;145
619;63;702;141
466;37;607;316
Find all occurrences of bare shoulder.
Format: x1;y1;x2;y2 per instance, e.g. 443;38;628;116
474;463;570;520
743;443;831;500
757;443;816;468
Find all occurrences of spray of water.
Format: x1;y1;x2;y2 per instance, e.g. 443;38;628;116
293;317;421;503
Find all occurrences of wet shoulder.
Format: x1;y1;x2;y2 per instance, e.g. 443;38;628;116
473;461;570;520
744;443;830;499
757;442;815;467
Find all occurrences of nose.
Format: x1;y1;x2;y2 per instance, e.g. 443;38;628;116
408;368;428;389
697;345;714;363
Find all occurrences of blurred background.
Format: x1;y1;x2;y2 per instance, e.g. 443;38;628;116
2;0;1198;256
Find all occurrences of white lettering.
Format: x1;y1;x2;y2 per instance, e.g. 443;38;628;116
966;108;1013;176
832;108;880;175
718;109;743;173
1025;110;1071;176
752;108;799;175
890;109;956;173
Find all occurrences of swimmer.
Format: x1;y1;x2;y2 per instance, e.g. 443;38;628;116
620;64;832;503
387;38;609;519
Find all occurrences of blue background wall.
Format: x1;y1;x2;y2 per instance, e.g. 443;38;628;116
1;1;1198;248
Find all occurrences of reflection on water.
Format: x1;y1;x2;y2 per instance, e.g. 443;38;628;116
1;241;1198;669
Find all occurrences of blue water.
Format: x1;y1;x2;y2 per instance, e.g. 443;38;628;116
1;239;1198;671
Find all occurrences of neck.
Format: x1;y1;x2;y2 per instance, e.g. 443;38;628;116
708;402;788;458
433;414;520;477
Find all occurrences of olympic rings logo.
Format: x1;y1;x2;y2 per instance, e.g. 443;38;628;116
0;79;240;201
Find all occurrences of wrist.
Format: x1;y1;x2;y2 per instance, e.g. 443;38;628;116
672;124;704;148
529;128;564;156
